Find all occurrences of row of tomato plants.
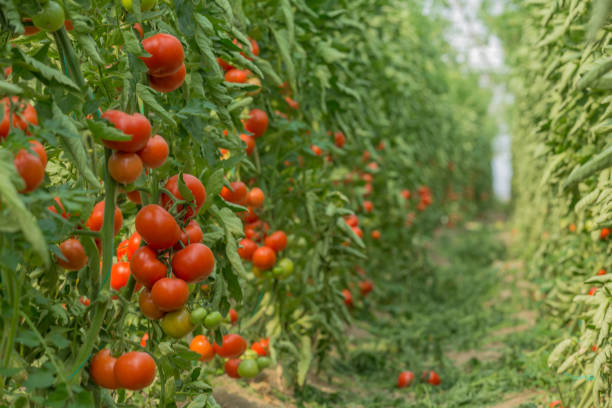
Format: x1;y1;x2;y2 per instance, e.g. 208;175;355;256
0;0;495;406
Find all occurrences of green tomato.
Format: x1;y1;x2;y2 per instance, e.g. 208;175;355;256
257;357;271;370
204;311;223;329
121;0;157;12
161;307;194;338
237;359;260;378
32;1;65;32
190;307;208;325
277;258;294;277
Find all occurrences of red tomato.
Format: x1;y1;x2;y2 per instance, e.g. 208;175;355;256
310;145;322;156
422;370;441;386
229;308;238;324
151;277;189;311
101;110;151;152
334;131;346;148
190;335;215;362
363;201;373;213
401;189;411;199
133;23;144;39
240;133;255;155
140;333;149;347
238;238;257;260
352;226;363;238
397;371;414;388
130;246;168;288
149;64;186;93
217;57;234;72
114;351;156;390
90;349;119;389
589;287;597;296
549;401;563;408
176;220;204;248
108;151;143;184
128;231;142;259
0;97;38;139
29;140;47;168
359;280;374;296
135;204;181;250
214;334;247;358
14;149;44;193
127;190;142;204
246;187;264;208
79;296;90;307
345;214;359;227
48;196;69;218
285;96;299;110
240;207;259;223
220;181;248;205
57;238;88;270
117;239;129;261
140;33;185;77
371;230;381;240
138;134;169;168
598;268;607;276
139;289;165;320
225;69;247;83
249;38;259;57
171;243;215;283
244;109;268;138
225;358;241;378
264;231;287;253
252;246;276;270
343;289;353;307
601;228;610;240
111;262;131;291
161;174;206;220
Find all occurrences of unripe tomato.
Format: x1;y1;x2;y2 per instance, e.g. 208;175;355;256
246;77;262;96
149;64;186;93
138;289;165;320
397;371;414;388
108;151;143;184
114;351;156;390
57;238;88;270
343;289;353;308
141;33;185;77
274;258;294;278
90;349;119;389
161;174;206;220
225;358;241;378
32;1;65;32
176;220;204;248
257;356;271;370
14;149;44;193
172;243;215;283
130;246;167;288
220;181;248;205
225;69;247;83
190;307;207;325
237;359;259;379
28;140;47;168
189;335;215;362
101;110;151;152
252;246;276;270
229;308;238;324
204;311;223;329
160;307;194;338
252;265;263;278
151;278;189;312
264;231;287;253
0;97;38;139
122;0;156;11
138;134;169;168
246;187;265;208
238;238;257;261
240;133;255;155
244;109;268;138
135;204;181;250
110;262;131;291
214;334;247;358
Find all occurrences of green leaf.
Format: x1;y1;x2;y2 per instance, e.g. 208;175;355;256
136;84;177;126
75;34;104;65
336;217;365;249
577;57;612;90
254;58;284;87
87;119;131;142
122;29;145;56
15;330;40;347
297;335;312;387
201;168;224;213
0;150;49;266
562;144;612;190
24;370;55;390
272;28;296;95
0;81;22;95
281;0;295;47
12;49;79;91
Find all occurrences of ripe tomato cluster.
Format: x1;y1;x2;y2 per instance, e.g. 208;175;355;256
141;33;186;93
91;349;156;391
397;370;441;388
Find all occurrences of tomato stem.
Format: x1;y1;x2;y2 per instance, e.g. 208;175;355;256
0;267;20;390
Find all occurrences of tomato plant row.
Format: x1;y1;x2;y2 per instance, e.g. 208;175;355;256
0;0;494;406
